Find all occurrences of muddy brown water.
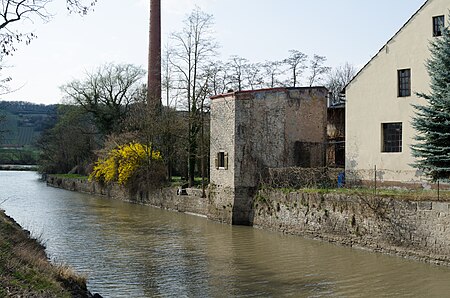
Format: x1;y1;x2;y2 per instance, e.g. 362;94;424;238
2;171;450;297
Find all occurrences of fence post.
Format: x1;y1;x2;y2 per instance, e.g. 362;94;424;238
438;179;440;201
374;165;377;196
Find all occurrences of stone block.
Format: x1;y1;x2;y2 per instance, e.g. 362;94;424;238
432;202;449;213
418;201;432;211
405;201;418;212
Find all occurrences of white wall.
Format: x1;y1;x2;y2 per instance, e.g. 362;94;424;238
346;0;450;182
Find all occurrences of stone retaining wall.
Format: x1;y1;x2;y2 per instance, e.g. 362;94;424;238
47;176;450;265
46;176;208;217
253;189;450;265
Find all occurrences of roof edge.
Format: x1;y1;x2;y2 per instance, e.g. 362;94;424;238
345;0;430;92
210;86;328;100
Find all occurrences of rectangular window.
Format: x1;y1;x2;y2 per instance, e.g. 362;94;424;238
215;151;228;169
398;69;411;97
382;123;402;153
433;15;445;37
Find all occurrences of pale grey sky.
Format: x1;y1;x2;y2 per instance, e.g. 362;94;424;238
0;0;426;104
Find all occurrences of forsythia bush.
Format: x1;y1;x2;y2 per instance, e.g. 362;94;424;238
90;142;162;185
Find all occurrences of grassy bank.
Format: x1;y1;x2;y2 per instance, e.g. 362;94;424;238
277;186;450;201
0;209;90;297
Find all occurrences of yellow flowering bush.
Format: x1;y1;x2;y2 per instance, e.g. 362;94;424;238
90;142;162;185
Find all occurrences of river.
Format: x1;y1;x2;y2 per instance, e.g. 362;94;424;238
1;171;450;297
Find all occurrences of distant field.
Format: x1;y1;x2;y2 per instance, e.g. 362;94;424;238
1;111;18;144
17;126;37;146
1;114;44;146
0;101;57;148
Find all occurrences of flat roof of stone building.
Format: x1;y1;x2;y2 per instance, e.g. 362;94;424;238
210;86;327;100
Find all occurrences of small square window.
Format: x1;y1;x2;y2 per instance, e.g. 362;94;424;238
433;15;445;37
215;151;228;169
398;69;411;97
382;123;402;153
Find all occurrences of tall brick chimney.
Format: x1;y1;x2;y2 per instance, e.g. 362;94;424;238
148;0;161;110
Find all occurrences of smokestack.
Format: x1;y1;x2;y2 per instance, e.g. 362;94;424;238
148;0;161;110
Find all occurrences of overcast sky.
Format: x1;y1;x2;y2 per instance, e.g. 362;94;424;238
0;0;426;105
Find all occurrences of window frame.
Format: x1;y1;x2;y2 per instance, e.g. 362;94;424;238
397;69;411;97
215;151;228;170
433;15;445;37
382;122;403;153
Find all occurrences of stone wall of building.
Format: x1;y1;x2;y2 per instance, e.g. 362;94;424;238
253;189;450;265
232;88;328;190
283;88;328;167
209;87;328;225
207;184;234;223
209;94;236;224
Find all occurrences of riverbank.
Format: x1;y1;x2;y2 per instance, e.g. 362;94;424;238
0;209;94;297
253;188;450;266
46;176;450;266
46;175;208;216
0;164;38;171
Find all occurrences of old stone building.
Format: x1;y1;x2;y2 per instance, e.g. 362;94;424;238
209;87;328;225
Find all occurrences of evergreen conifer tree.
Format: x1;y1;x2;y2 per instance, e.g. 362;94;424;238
411;15;450;181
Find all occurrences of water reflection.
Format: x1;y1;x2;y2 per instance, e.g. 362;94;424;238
1;171;450;297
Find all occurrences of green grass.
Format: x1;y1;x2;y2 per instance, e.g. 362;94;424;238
275;186;450;201
51;174;89;180
0;210;87;297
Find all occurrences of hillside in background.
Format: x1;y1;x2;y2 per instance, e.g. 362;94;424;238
0;101;57;165
0;101;57;147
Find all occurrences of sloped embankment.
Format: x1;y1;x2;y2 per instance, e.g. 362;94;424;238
0;209;92;297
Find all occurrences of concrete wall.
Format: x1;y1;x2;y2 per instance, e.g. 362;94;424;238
346;0;450;182
253;189;450;265
209;87;328;225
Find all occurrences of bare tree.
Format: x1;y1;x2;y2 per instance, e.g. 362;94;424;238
162;43;178;107
170;7;218;187
326;62;357;105
244;62;264;90
159;45;183;180
227;55;249;91
66;0;97;15
61;63;145;135
0;0;97;55
283;49;308;87
262;60;284;88
206;60;231;95
0;0;96;95
0;58;11;94
307;54;330;87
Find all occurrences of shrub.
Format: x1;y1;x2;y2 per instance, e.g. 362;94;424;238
90;142;163;186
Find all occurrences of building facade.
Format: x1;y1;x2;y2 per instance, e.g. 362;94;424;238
209;87;328;225
346;0;450;183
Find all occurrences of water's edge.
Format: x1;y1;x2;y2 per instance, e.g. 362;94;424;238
46;176;450;267
0;209;100;297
